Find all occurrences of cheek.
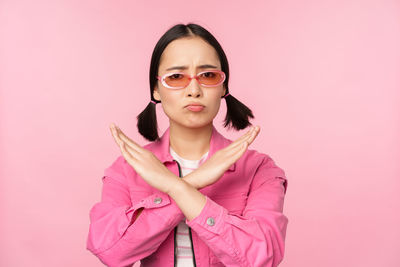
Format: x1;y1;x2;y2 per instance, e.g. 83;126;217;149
159;93;180;117
208;90;223;111
210;100;222;115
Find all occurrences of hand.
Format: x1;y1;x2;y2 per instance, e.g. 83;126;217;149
183;125;260;189
109;123;180;194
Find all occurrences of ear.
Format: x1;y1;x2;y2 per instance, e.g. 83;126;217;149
153;86;161;101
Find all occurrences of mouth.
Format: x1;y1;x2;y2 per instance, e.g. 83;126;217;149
185;104;205;112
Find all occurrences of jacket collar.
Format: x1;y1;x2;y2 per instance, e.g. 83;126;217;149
145;125;236;171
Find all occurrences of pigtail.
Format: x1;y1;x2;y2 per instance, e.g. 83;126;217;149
136;101;160;142
223;93;254;130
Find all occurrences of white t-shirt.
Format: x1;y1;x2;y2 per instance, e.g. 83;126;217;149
169;146;209;267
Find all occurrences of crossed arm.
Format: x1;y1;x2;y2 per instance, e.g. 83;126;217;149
86;124;288;266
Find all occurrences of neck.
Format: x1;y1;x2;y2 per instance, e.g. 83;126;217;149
169;122;213;161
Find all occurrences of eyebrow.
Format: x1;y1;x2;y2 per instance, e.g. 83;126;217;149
165;64;218;71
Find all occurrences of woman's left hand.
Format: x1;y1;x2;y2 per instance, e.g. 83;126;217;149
109;123;180;194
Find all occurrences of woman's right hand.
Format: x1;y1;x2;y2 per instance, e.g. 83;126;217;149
183;125;260;189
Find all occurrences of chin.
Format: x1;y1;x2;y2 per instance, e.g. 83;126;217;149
175;119;210;128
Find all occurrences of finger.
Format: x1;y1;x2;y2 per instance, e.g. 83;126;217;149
111;126;143;160
227;126;257;150
110;124;124;147
119;140;138;167
235;138;251;158
226;126;255;150
238;126;259;149
236;126;255;142
114;125;143;154
223;136;251;158
241;126;258;144
123;140;142;160
110;123;141;154
245;126;260;146
110;124;123;147
226;126;260;155
225;139;250;164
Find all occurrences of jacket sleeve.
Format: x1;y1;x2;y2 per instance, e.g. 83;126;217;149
86;156;184;267
185;155;289;267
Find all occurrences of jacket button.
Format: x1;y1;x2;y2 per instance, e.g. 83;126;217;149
154;197;162;204
206;217;215;226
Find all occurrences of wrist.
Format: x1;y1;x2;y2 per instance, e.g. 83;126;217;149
182;173;200;189
164;174;184;195
166;177;189;199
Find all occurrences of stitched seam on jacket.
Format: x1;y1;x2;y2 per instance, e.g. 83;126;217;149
212;214;252;267
209;232;251;267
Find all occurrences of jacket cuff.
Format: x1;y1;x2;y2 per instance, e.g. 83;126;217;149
126;191;184;226
185;196;227;238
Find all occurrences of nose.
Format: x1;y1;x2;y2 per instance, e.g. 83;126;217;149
185;75;202;97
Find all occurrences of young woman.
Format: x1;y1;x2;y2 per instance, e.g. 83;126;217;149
86;23;288;267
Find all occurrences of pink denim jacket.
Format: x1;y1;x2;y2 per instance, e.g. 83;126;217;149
86;125;288;267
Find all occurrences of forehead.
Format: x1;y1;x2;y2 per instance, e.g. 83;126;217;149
159;37;221;70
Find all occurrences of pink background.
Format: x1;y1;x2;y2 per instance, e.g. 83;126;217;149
1;0;399;266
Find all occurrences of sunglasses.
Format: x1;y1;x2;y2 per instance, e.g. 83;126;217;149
156;70;226;89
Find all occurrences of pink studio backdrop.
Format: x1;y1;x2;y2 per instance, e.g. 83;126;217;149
1;1;399;266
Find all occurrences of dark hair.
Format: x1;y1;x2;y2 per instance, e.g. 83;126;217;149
137;23;254;141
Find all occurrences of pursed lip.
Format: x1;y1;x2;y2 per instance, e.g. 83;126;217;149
184;103;205;108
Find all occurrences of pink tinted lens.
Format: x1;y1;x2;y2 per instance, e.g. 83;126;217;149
164;73;190;88
163;71;224;88
198;71;224;86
